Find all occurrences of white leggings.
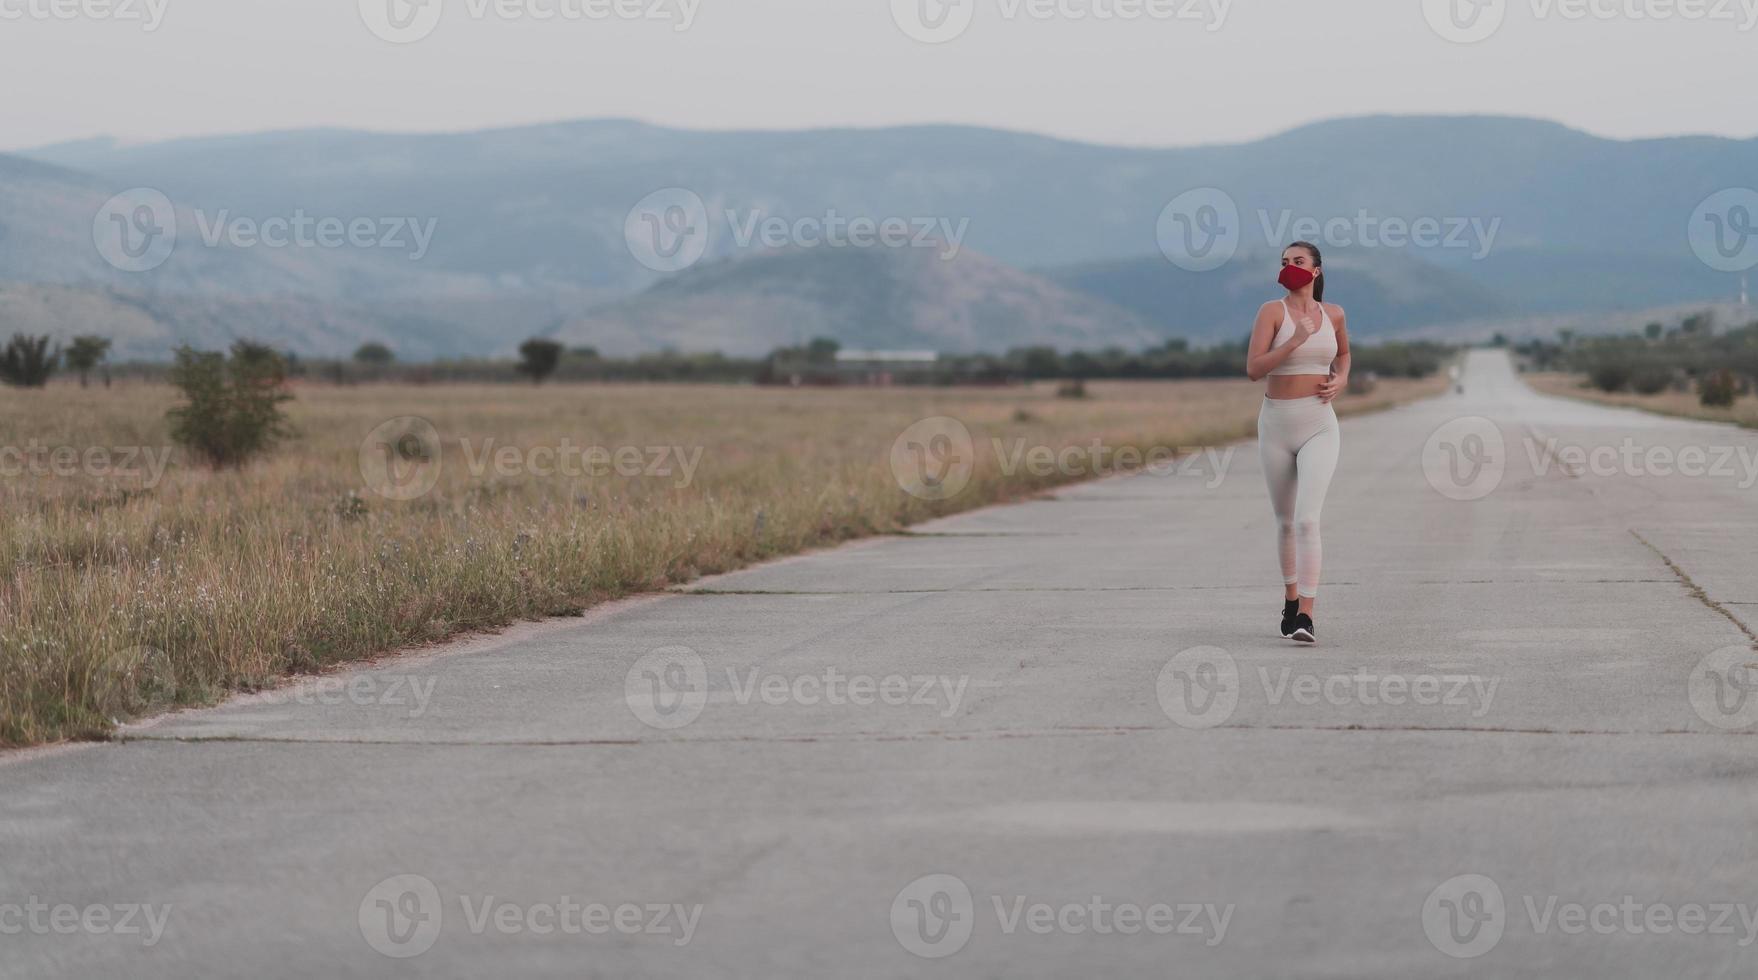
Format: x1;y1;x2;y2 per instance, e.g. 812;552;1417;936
1257;397;1340;599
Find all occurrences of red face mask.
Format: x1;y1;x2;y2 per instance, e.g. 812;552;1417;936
1278;264;1316;291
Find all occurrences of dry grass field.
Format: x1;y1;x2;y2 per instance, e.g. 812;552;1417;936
0;375;1444;747
1524;373;1758;429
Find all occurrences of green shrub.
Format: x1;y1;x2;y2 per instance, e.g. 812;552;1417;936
1630;364;1673;396
0;333;59;388
166;341;295;467
64;335;112;388
1588;359;1633;393
517;338;564;384
1700;369;1737;408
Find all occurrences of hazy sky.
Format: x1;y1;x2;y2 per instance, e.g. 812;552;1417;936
3;0;1756;152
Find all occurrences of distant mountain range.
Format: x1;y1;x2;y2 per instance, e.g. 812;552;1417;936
3;115;1753;358
555;246;1163;356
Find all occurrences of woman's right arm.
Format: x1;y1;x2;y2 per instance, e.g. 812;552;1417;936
1246;303;1314;381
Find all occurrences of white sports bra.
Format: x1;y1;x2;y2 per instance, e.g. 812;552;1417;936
1268;300;1339;376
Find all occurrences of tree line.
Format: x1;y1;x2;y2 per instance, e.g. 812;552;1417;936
1512;311;1758;407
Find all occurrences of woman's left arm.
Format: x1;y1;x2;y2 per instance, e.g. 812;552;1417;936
1317;305;1352;403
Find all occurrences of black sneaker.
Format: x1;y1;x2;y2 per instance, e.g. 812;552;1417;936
1290;613;1316;644
1280;600;1300;638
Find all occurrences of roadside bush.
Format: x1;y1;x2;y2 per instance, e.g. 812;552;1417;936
166;341;295;467
1700;369;1737;408
0;333;59;387
1630;364;1673;396
1588;358;1633;393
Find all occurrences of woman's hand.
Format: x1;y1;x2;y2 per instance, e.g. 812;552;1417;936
1316;373;1347;403
1290;309;1321;344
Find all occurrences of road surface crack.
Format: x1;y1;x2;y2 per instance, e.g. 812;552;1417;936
1631;529;1758;647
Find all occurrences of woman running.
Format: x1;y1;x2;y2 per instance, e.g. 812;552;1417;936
1245;242;1350;643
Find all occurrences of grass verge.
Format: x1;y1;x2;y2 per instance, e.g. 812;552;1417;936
1525;373;1758;429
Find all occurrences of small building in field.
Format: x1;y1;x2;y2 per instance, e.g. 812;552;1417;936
832;349;939;386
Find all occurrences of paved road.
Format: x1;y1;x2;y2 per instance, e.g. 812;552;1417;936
6;350;1758;977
